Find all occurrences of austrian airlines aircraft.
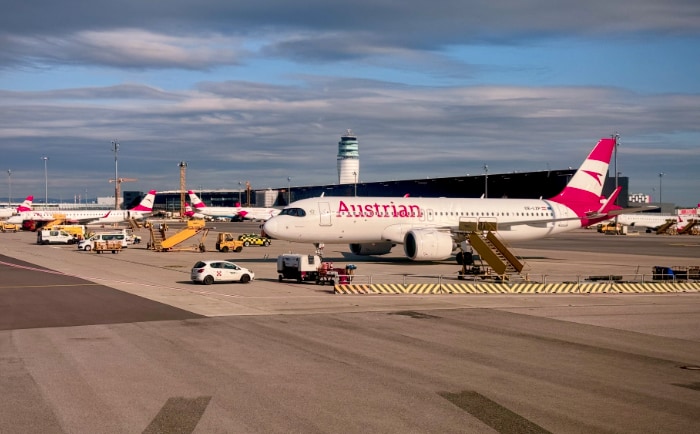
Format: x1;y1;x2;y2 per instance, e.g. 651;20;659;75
187;191;280;221
613;213;687;231
263;138;633;261
7;190;156;225
183;203;205;219
0;195;33;219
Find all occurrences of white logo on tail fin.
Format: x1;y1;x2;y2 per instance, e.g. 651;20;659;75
187;190;206;209
130;190;156;212
17;195;33;212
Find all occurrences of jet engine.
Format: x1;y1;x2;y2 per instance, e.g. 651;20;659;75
403;230;454;261
349;242;394;256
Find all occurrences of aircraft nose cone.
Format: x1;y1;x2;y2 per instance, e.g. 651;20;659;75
262;219;276;238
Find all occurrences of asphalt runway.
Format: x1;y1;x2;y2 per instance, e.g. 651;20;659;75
0;224;698;433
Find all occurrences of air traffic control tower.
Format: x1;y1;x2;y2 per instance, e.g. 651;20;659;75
337;129;360;184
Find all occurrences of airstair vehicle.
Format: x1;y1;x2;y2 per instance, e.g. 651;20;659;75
655;219;678;235
148;219;209;252
678;219;699;235
455;220;525;280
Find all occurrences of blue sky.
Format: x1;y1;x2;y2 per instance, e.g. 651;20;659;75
1;0;699;207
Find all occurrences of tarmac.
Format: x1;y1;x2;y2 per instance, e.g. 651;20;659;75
1;222;699;432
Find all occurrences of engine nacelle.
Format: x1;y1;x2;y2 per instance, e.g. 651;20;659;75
403;230;454;261
349;242;394;256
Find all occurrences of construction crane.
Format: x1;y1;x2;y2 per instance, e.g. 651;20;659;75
108;177;138;209
179;161;187;218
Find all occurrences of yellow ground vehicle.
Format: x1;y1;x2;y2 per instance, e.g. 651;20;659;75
1;222;20;232
216;233;244;253
237;233;271;247
597;223;626;235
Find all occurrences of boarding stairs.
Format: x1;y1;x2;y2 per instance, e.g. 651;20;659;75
468;231;525;278
678;219;699;235
128;218;143;229
44;214;67;229
151;219;208;252
147;225;166;251
655;219;677;235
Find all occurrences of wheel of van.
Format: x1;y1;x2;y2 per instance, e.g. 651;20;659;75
278;275;283;282
240;274;250;283
42;240;49;245
203;275;214;285
221;246;229;253
84;245;92;251
235;246;242;252
243;241;250;247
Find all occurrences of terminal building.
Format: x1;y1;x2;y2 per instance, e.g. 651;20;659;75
124;130;629;214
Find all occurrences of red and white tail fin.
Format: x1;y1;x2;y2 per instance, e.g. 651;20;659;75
550;138;615;219
17;195;33;212
184;203;195;217
130;190;156;212
187;190;206;210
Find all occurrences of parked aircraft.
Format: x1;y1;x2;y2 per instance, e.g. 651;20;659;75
7;190;156;226
187;191;280;221
183;203;205;219
263;137;641;262
612;213;686;232
0;196;33;219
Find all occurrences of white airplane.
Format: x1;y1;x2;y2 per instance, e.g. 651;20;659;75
7;190;157;226
611;213;686;232
183;203;205;219
0;196;34;219
263;137;642;262
187;190;281;221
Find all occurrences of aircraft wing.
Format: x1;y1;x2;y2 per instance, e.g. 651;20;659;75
605;205;659;216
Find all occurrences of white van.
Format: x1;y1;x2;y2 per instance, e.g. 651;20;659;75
37;230;77;245
78;232;128;251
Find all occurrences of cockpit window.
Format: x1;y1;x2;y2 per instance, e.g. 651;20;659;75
279;208;306;217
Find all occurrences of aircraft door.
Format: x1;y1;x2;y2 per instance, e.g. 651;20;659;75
319;202;332;226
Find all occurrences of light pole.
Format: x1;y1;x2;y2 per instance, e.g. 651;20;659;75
483;164;488;198
658;172;664;204
352;171;357;197
6;169;11;206
238;181;242;205
287;177;292;204
111;140;119;209
42;156;49;204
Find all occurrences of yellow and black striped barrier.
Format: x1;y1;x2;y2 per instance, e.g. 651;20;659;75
334;281;700;294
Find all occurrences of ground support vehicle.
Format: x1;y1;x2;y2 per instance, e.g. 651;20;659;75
45;224;86;240
315;262;356;285
94;241;122;254
237;233;271;247
149;220;208;252
78;232;128;251
277;254;323;282
36;230;77;245
0;222;20;232
216;233;244;252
